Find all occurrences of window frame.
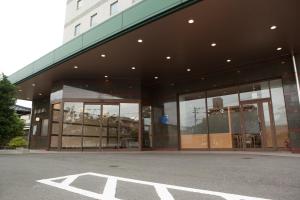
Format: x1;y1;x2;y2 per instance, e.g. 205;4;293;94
110;1;119;16
74;23;81;37
90;13;98;28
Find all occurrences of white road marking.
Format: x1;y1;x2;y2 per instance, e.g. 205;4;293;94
154;184;175;200
103;177;117;199
37;172;272;200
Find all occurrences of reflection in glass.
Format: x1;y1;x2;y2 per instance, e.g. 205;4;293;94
51;103;61;149
62;136;81;148
83;137;100;148
270;79;289;147
179;92;208;149
41;119;49;136
50;136;58;148
262;102;273;147
52;111;60;122
102;105;119;148
240;81;270;101
51;123;60;135
142;106;152;148
63;102;84;124
119;103;139;149
63;124;82;136
207;87;239;148
242;103;261;148
61;102;84;149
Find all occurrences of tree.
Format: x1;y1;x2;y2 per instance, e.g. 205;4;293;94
0;74;24;147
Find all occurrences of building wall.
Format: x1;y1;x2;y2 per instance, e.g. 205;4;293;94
63;0;143;43
29;98;50;149
143;56;300;150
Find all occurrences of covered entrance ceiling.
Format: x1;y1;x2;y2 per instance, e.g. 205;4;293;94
16;0;299;100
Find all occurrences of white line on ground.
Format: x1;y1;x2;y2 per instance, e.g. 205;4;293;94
37;172;272;200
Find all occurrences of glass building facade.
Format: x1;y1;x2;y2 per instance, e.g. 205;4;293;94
28;56;300;152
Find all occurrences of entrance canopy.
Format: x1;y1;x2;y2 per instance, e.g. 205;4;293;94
9;0;299;100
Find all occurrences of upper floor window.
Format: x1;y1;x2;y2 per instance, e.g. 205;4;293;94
74;24;81;36
110;1;119;16
90;13;97;27
76;0;83;10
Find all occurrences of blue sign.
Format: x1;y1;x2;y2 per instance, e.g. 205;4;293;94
159;115;169;125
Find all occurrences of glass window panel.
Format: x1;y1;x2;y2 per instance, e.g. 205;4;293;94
242;103;261;148
41;119;49;136
207;87;239;149
51;123;60;135
84;104;101;126
50;136;58;148
179;92;208;149
83;137;100;148
63;124;82;136
64;102;83;124
83;125;100;136
53;103;61;110
263;102;273;148
142;106;152;148
270;79;289;147
240;81;270;100
110;1;119;16
52;110;60;122
102;105;119;148
62;137;82;148
90;13;97;27
74;24;81;36
76;0;82;9
120;103;139;149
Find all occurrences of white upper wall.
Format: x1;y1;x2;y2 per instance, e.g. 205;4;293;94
63;0;142;43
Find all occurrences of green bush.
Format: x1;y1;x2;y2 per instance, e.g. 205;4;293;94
8;137;27;149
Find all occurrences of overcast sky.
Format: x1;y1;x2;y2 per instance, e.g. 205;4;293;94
0;0;67;107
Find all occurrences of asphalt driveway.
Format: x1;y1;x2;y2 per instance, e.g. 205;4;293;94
0;151;299;200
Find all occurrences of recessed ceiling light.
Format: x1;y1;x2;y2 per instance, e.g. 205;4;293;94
26;97;30;100
154;76;159;79
187;68;191;72
277;47;282;51
104;75;109;78
281;61;286;64
227;59;232;63
74;65;78;69
101;54;106;58
131;67;136;70
32;83;36;87
270;25;277;30
166;56;171;60
211;43;217;47
137;39;143;43
188;19;194;24
38;93;43;96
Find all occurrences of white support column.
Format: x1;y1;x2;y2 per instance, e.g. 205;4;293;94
292;53;300;105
